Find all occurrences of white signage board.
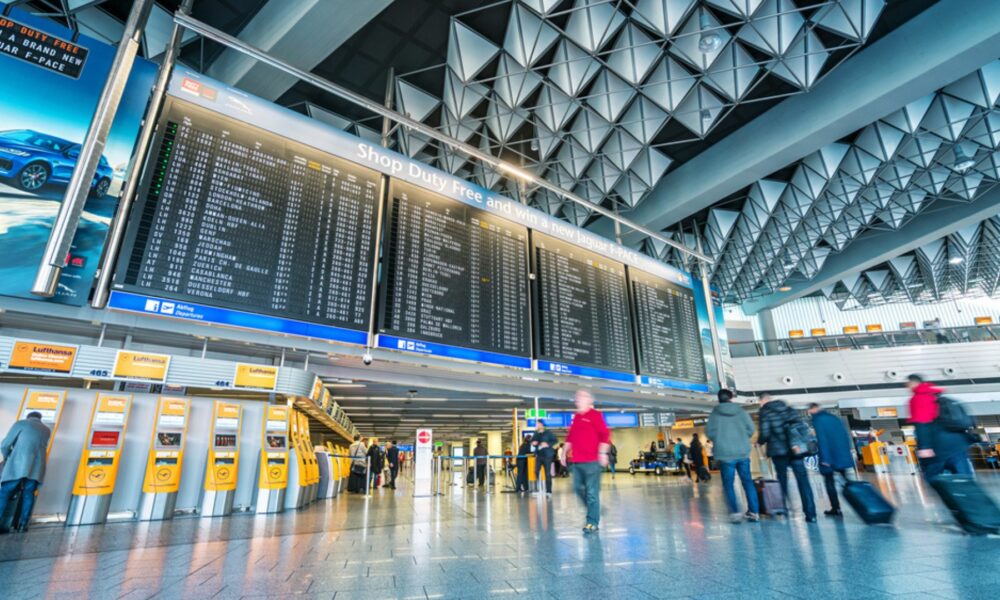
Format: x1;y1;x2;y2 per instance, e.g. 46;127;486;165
413;428;434;497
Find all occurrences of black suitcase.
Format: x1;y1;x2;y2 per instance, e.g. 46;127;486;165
842;480;895;524
930;474;1000;535
467;467;475;484
755;478;786;515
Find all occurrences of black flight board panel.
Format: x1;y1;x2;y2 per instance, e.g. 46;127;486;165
629;268;706;382
532;232;635;372
378;180;531;357
116;97;380;330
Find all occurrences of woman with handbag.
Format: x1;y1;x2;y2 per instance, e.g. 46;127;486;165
347;435;368;494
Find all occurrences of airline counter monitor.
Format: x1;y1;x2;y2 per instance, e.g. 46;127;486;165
256;405;289;514
201;401;242;517
67;393;132;526
138;397;191;521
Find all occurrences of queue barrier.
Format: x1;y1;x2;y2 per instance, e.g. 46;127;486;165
431;454;537;496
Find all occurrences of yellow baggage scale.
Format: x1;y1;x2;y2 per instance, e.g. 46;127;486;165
66;393;132;525
201;401;242;517
255;405;289;514
138;397;190;521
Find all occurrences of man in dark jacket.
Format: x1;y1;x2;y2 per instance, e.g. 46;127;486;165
531;423;557;495
384;441;400;489
706;390;759;523
808;403;854;517
0;412;51;533
758;395;817;522
473;440;488;487
366;441;384;489
515;436;532;493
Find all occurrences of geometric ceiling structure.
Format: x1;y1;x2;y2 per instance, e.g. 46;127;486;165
677;61;1000;307
390;0;888;227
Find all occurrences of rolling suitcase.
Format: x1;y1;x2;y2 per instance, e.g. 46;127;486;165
754;478;786;516
841;480;895;524
929;474;1000;535
467;467;475;485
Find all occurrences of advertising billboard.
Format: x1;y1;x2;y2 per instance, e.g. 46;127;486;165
0;3;155;305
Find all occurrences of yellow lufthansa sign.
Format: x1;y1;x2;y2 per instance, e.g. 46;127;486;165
877;407;898;418
113;351;170;382
9;341;77;373
234;364;279;390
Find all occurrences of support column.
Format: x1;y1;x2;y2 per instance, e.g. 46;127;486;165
485;431;502;457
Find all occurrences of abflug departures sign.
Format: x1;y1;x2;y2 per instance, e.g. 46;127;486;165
0;14;88;78
108;66;720;391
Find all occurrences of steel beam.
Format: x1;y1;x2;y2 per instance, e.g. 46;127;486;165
740;189;1000;315
589;0;1000;242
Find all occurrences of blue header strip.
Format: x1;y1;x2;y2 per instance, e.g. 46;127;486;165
109;291;368;345
638;375;711;393
535;360;638;383
526;411;639;429
376;334;531;369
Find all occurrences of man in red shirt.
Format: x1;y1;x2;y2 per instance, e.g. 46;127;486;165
562;389;610;534
906;374;942;466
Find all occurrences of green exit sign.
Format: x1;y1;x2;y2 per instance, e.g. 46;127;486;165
526;409;548;419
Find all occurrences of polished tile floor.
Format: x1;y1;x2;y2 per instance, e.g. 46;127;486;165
1;469;998;600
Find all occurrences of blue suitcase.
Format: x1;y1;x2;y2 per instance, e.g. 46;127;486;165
930;474;1000;535
842;480;895;524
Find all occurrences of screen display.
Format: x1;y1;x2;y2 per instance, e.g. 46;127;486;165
214;417;239;431
629;268;705;383
532;232;635;373
377;180;531;357
93;411;125;426
156;432;182;448
90;430;120;447
214;434;236;448
114;97;381;331
266;435;286;450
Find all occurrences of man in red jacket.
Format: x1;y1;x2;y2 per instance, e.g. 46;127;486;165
562;389;610;534
906;374;942;467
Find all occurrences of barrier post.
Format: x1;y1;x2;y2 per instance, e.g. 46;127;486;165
365;456;372;497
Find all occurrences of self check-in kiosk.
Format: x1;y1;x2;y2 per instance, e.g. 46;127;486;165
302;414;320;502
16;389;66;455
201;401;242;517
284;410;311;509
66;393;132;525
316;444;334;499
138;397;190;521
256;405;289;514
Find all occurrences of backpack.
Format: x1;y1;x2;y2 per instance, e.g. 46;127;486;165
935;396;975;434
785;412;818;457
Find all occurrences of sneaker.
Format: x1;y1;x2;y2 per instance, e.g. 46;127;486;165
746;512;760;522
582;523;599;534
546;492;552;497
729;512;743;524
824;509;843;517
805;516;817;523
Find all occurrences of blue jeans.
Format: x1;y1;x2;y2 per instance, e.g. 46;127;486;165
719;458;759;515
0;478;40;531
924;452;974;480
571;462;603;526
772;455;816;519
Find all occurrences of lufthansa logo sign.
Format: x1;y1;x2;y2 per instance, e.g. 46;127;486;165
88;469;106;483
269;467;282;480
156;467;172;481
217;467;230;480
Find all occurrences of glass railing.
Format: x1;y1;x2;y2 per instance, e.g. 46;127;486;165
731;324;1000;356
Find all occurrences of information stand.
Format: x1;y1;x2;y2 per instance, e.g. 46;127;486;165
15;389;66;455
66;393;132;526
138;397;190;521
201;401;242;517
255;405;289;514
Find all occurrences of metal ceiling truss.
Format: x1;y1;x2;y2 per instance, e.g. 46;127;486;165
687;60;1000;307
371;0;885;230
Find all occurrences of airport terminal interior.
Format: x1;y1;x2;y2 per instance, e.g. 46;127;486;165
0;0;999;598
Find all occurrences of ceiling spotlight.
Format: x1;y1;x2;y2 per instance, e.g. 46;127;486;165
530;139;539;152
779;286;792;292
953;146;976;173
700;108;713;123
948;256;964;265
698;11;723;54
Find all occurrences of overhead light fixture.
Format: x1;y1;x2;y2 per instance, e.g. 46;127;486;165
779;286;792;292
698;11;723;54
486;398;525;403
325;383;366;388
953;146;976;173
948;256;964;265
700;108;713;123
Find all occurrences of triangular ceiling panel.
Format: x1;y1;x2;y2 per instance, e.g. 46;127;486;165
620;95;669;144
606;23;660;86
642;56;698;112
494;54;543;108
447;19;499;82
564;0;627;53
504;4;560;68
547;39;603;97
633;0;697;37
396;79;439;122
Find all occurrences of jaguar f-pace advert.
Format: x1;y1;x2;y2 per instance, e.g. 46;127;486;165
0;3;155;305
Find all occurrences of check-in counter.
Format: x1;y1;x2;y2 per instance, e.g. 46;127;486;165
66;393;132;525
285;410;310;509
17;389;65;454
256;405;289;514
138;397;190;521
201;401;242;517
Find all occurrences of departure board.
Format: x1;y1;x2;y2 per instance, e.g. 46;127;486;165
114;98;381;332
377;180;531;358
629;268;705;382
533;233;635;373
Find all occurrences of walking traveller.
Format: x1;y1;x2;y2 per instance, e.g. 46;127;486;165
0;411;50;533
384;440;400;490
706;389;759;523
515;436;532;493
563;389;611;534
347;435;367;493
473;440;488;487
689;434;711;482
608;443;618;479
807;403;854;517
366;439;383;490
908;377;976;479
674;438;690;477
906;374;943;472
531;423;557;495
758;394;817;522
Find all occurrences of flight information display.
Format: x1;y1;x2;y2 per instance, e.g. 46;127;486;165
533;232;635;375
377;180;531;363
629;268;705;383
114;98;381;335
